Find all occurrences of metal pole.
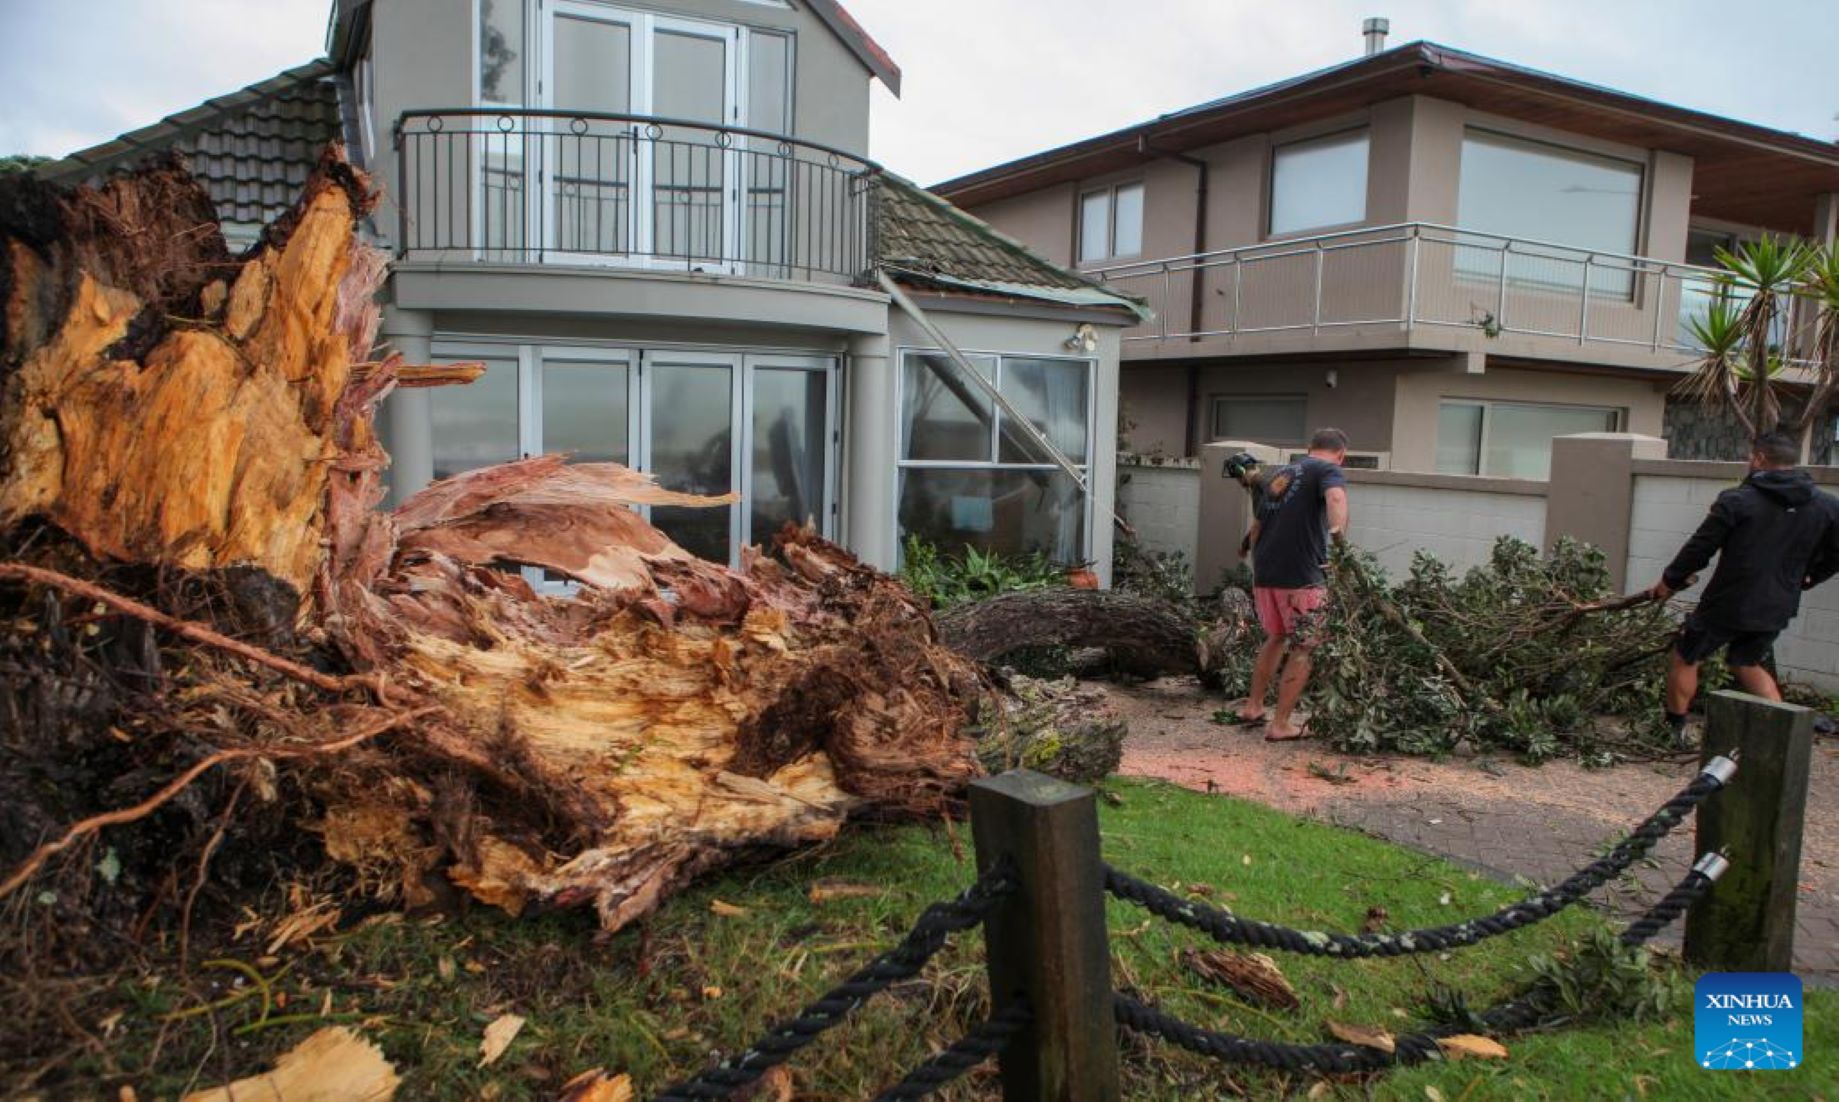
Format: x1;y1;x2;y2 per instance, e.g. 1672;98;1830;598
1312;241;1324;334
876;270;1088;496
1578;255;1592;345
1404;228;1420;328
970;771;1120;1101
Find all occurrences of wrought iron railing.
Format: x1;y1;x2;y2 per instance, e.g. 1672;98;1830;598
393;109;880;283
1089;223;1820;365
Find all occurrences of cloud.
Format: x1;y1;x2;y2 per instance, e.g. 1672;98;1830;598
4;0;1831;191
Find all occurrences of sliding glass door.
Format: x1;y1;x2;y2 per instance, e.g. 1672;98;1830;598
429;341;837;570
541;3;738;265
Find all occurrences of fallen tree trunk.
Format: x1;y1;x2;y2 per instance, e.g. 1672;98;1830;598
0;148;984;934
934;588;1204;678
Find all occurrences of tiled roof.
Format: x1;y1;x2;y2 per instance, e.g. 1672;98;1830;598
875;174;1147;317
36;60;345;232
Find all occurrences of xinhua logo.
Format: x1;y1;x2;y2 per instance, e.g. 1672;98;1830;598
1695;973;1803;1070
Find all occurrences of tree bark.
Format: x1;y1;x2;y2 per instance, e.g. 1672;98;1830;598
0;148;986;932
935;588;1202;678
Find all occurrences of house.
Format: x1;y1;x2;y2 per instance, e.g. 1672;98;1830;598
36;0;1145;580
933;24;1839;479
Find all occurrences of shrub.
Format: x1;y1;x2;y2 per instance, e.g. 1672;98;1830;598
898;536;1063;610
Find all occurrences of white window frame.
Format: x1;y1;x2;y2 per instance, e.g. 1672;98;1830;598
1437;398;1624;477
1208;394;1309;445
893;348;1099;565
471;0;794;269
1267;128;1370;238
431;337;839;577
1078;181;1144;266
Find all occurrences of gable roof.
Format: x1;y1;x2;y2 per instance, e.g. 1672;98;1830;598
875;174;1147;318
933;40;1839;234
804;0;901;96
35;59;346;235
322;0;900;96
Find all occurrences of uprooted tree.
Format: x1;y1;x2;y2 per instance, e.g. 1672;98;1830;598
0;148;989;950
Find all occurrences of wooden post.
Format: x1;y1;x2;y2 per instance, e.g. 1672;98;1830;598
1684;690;1815;970
970;770;1120;1101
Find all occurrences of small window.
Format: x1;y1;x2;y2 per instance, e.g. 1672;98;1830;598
1269;130;1369;236
1436;399;1621;479
478;0;526;105
1078;182;1145;264
1209;395;1308;444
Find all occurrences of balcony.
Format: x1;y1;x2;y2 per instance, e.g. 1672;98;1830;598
392;109;880;285
1089;224;1819;370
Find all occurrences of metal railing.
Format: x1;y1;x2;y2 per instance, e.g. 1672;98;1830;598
393;108;881;283
1089;222;1820;364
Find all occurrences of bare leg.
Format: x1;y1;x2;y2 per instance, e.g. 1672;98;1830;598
1665;648;1699;716
1239;635;1288;721
1267;645;1315;740
1731;664;1782;702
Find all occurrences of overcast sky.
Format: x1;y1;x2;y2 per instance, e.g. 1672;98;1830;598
3;0;1835;186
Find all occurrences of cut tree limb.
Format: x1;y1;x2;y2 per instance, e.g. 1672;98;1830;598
934;588;1203;678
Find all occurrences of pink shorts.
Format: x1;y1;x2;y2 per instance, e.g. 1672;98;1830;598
1253;585;1329;645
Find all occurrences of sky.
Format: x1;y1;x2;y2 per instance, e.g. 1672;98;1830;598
3;0;1835;187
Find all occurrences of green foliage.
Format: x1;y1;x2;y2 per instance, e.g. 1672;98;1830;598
897;536;1063;610
1306;537;1680;762
1526;927;1683;1025
1112;536;1194;609
0;154;51;176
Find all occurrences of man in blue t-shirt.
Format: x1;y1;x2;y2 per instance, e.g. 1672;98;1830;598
1232;428;1350;740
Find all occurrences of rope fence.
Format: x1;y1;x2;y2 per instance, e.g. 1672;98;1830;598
647;690;1812;1100
1103;757;1734;958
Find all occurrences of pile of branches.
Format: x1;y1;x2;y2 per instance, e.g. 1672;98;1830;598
0;148;987;972
1239;538;1682;762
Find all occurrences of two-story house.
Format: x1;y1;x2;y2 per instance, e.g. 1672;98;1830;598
37;0;1144;579
935;28;1839;479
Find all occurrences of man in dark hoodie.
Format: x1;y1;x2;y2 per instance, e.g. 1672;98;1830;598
1648;431;1839;742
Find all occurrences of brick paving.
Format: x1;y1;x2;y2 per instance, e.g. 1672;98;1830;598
1105;677;1839;980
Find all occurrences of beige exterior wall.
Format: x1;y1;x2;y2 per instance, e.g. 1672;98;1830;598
1392;365;1666;472
1343;471;1548;579
1118;364;1191;456
1117;458;1201;561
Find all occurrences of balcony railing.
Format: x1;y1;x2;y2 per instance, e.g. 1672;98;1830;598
1089;223;1820;365
393;109;881;283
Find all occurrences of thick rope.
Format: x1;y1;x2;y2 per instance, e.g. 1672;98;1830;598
654;862;1015;1101
1106;760;1731;957
1114;858;1722;1073
872;1001;1032;1100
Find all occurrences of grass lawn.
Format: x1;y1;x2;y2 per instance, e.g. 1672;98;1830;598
61;778;1838;1099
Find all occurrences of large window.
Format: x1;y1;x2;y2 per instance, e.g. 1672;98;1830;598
1209;395;1308;445
430;342;836;568
1079;183;1145;265
1455;130;1643;294
1269;130;1368;236
898;351;1094;563
1436;399;1621;479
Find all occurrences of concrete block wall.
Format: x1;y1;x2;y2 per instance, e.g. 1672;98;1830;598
1118;456;1200;560
1344;477;1547;580
1627;463;1839;690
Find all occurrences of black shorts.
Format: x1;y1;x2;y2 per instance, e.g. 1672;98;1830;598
1675;615;1777;668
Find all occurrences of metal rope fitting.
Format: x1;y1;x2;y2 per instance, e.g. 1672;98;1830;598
1693;851;1731;882
1699;755;1738;787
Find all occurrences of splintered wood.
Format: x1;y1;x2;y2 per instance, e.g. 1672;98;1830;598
0;148;983;931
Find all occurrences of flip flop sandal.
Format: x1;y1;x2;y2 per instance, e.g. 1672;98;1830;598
1264;726;1311;742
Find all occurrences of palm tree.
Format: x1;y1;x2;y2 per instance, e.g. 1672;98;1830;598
1673;235;1817;438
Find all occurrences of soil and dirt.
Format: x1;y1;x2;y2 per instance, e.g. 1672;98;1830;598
0;145;991;1002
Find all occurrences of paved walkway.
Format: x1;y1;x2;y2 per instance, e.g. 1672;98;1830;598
1106;677;1839;979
